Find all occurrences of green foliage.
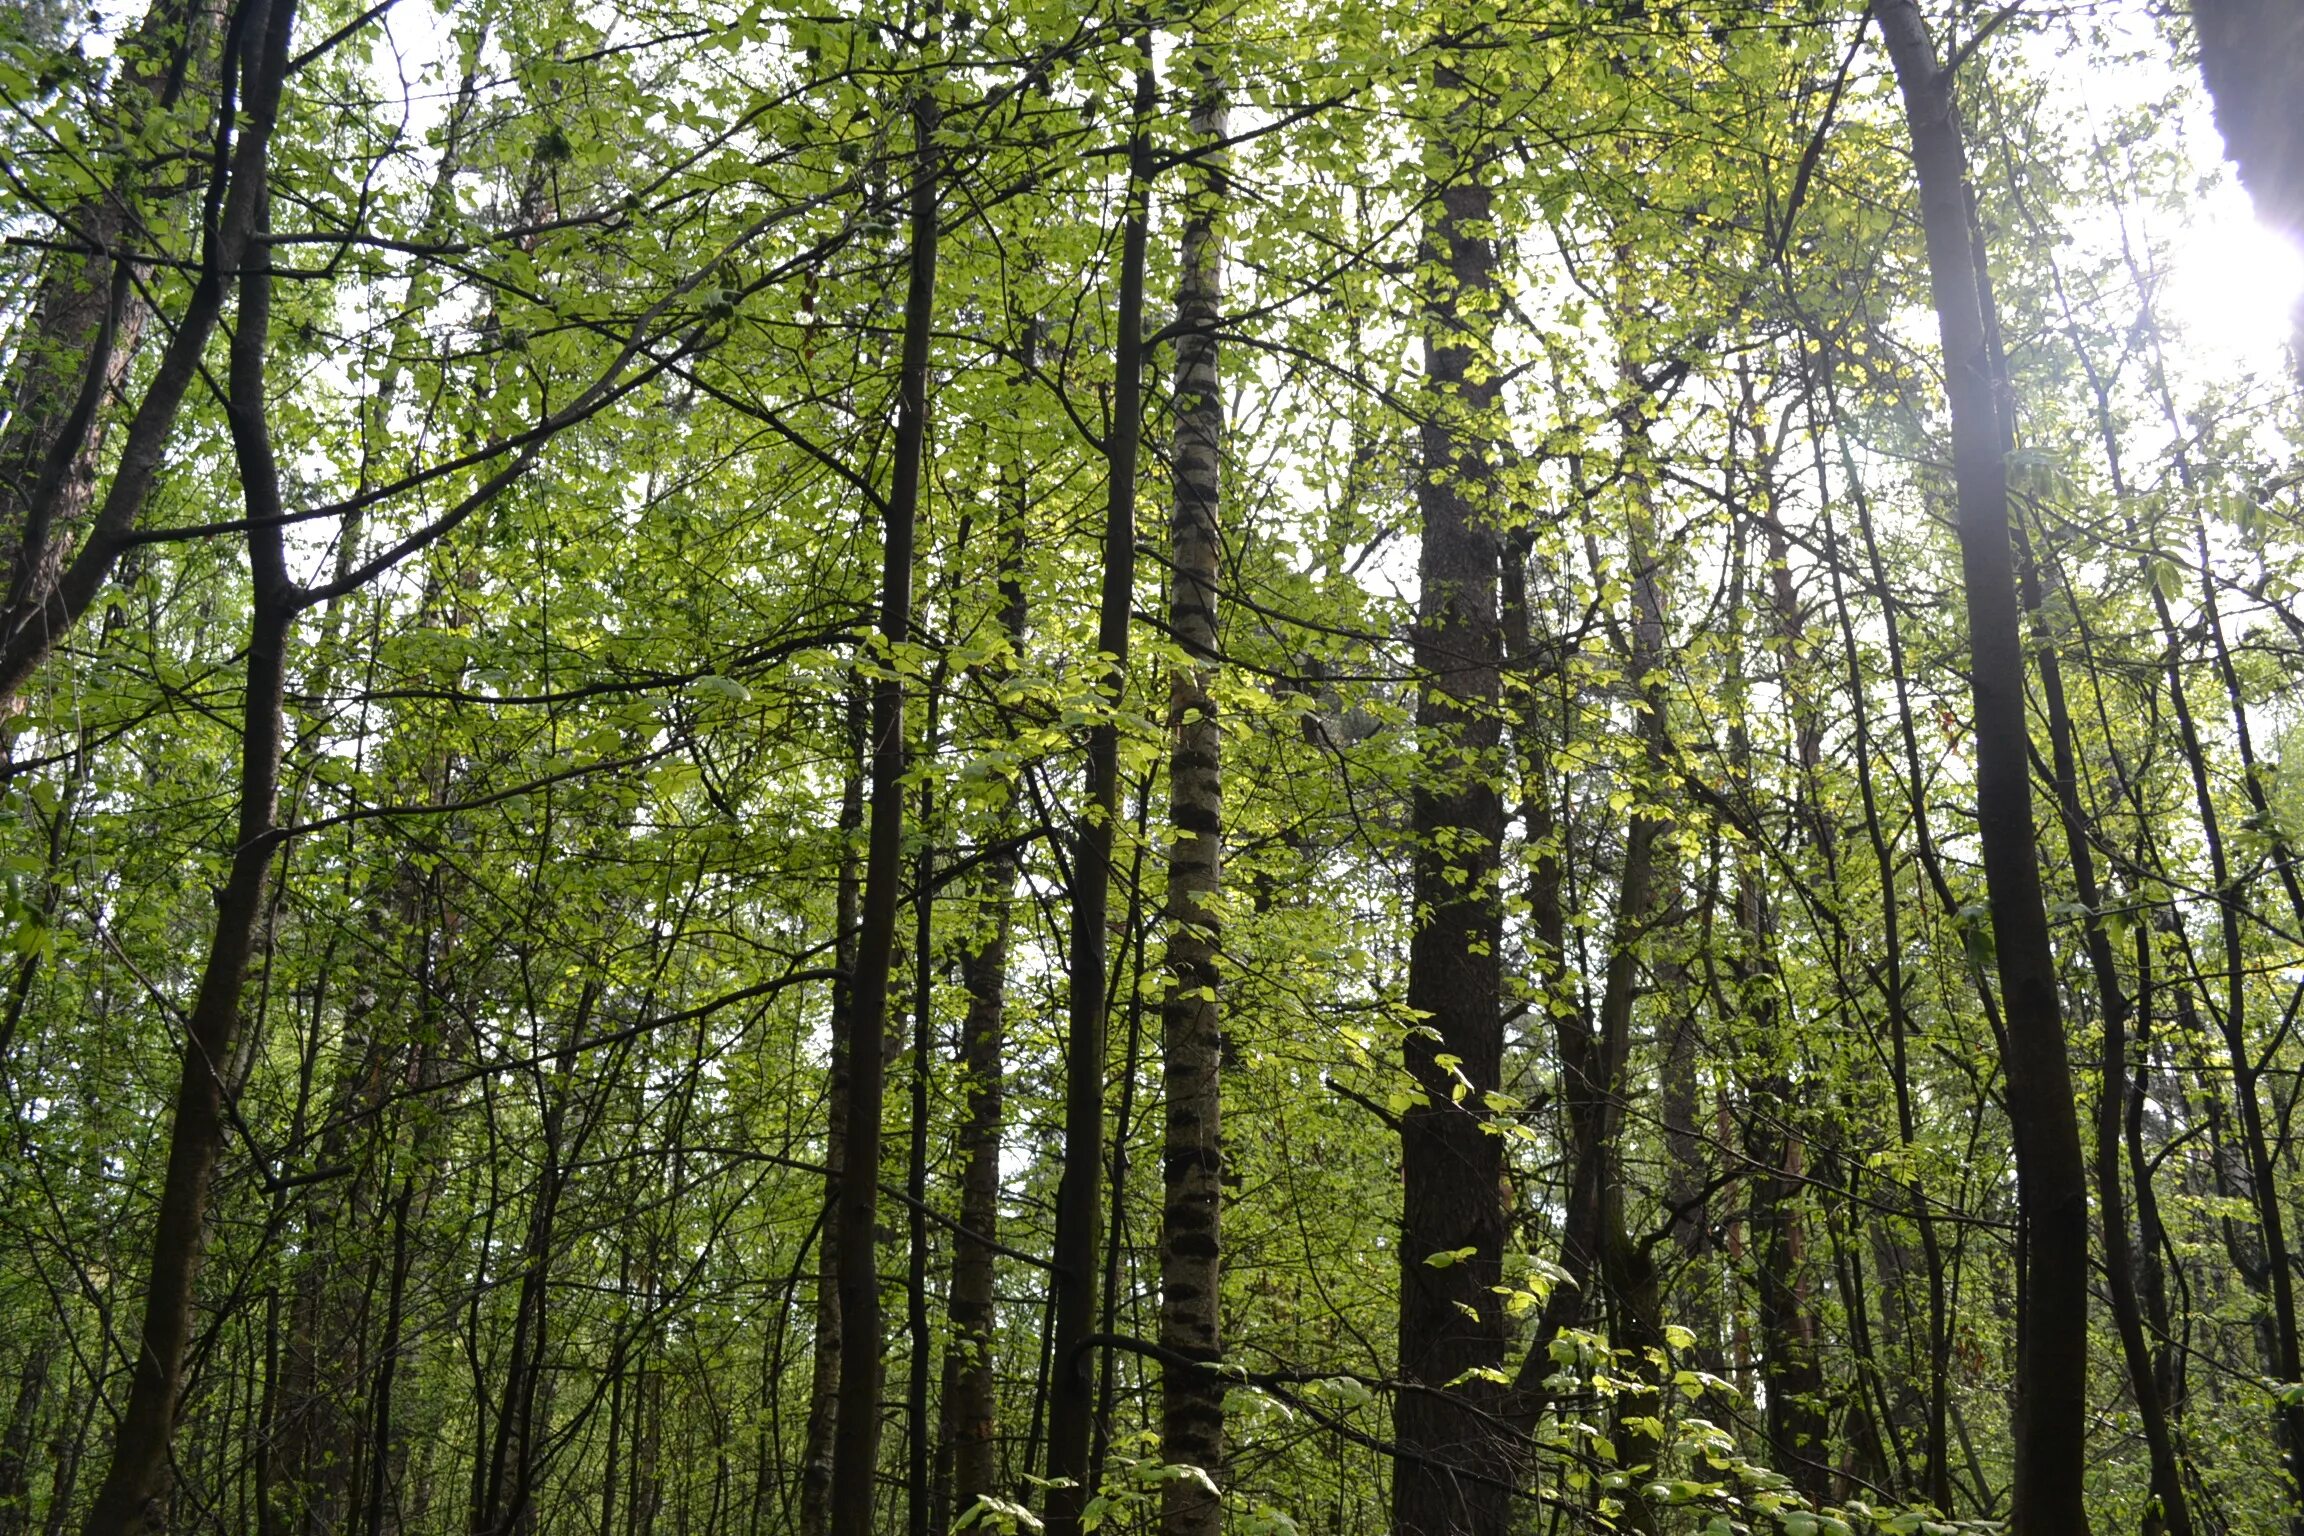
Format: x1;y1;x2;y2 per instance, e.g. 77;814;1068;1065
0;1;2298;1534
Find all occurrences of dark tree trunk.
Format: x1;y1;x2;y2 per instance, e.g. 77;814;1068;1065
1394;51;1511;1536
2190;0;2304;361
78;0;301;1514
906;733;939;1536
942;878;1011;1520
827;64;940;1536
2011;526;2192;1536
1042;53;1153;1536
0;0;209;623
0;1345;53;1536
2142;546;2304;1527
1816;480;1951;1509
939;391;1031;1521
1743;409;1830;1504
1876;6;2092;1530
800;686;864;1536
0;0;289;707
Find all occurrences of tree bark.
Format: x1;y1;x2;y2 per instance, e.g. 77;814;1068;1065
0;0;285;707
1394;50;1511;1536
0;1345;52;1536
2189;2;2304;240
1042;52;1154;1536
0;0;209;621
2012;515;2192;1536
801;685;864;1536
1876;6;2091;1530
826;63;941;1536
939;325;1033;1525
1157;58;1227;1536
906;726;939;1536
77;0;300;1516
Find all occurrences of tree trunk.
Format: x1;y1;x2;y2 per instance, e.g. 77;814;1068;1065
1042;52;1153;1536
1876;6;2091;1530
1746;417;1831;1503
826;61;940;1536
1813;446;1952;1510
906;730;938;1536
800;685;864;1536
1156;63;1227;1536
0;0;209;620
2190;0;2304;365
0;1345;53;1536
940;346;1033;1521
77;0;301;1512
2010;522;2192;1536
1394;50;1511;1536
0;0;289;707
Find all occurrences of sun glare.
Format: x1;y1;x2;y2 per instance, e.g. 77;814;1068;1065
2164;180;2304;370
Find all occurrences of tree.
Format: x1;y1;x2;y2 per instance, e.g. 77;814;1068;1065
1156;40;1227;1536
1877;3;2090;1527
0;5;2299;1536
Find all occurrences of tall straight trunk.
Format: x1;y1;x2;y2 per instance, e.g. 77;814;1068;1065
256;114;481;1527
827;66;941;1536
41;1365;89;1536
0;1344;52;1536
1157;62;1226;1536
78;0;300;1513
801;686;865;1536
1508;395;1671;1523
1394;50;1510;1536
361;1177;416;1536
939;354;1033;1521
1090;830;1151;1482
1739;883;1827;1501
2185;506;2304;1508
2115;238;2304;1517
2010;526;2191;1536
2019;215;2200;1530
2141;557;2304;1520
942;876;1011;1517
1875;6;2090;1529
1813;449;1952;1509
472;988;597;1536
2128;919;2183;1424
1588;425;1672;1531
1042;53;1153;1536
1742;402;1829;1503
906;727;939;1536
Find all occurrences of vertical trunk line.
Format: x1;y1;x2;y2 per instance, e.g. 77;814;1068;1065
1876;7;2091;1529
1156;64;1227;1536
827;50;941;1536
1043;46;1155;1536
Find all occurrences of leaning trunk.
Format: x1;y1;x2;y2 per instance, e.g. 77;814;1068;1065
0;0;210;620
0;0;290;707
77;2;301;1515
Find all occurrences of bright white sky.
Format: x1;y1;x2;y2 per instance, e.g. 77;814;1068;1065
2035;6;2304;382
2161;179;2304;370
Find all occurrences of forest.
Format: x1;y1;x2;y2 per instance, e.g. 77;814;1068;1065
2;0;2302;1532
